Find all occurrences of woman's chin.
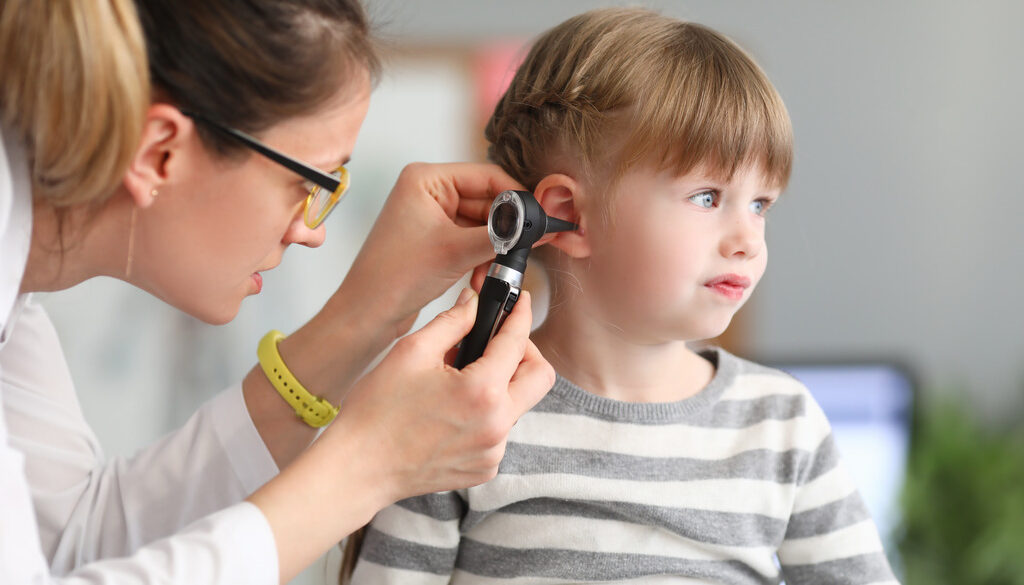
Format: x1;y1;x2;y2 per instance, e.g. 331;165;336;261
203;311;239;326
180;297;243;326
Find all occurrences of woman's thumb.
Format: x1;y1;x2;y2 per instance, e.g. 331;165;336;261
408;288;479;356
449;225;495;273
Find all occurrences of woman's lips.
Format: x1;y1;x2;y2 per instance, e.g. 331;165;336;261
251;259;281;295
704;274;750;301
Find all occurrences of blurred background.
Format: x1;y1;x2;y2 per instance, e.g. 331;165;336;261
36;1;1024;583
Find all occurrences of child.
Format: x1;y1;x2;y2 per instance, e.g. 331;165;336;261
345;8;899;584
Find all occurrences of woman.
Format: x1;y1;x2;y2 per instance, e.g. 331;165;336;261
0;1;553;583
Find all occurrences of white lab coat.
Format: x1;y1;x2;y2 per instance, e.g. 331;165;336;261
1;125;281;584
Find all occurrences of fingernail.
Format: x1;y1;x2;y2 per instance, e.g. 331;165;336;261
457;287;475;305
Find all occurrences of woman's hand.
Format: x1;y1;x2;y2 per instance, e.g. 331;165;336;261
248;288;554;583
329;162;524;341
244;162;524;468
332;287;552;501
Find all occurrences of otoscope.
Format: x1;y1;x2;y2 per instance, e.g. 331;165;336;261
454;190;577;369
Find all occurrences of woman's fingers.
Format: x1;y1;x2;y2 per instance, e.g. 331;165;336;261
474;292;555;417
306;163;551;503
399;288;478;364
469;262;489;292
445;162;525;206
456;197;495;223
465;291;535;384
416;162;524;219
443;223;495;274
507;338;556;416
332;162;521;342
326;285;553;503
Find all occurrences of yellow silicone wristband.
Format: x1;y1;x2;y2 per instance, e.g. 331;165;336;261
257;330;338;428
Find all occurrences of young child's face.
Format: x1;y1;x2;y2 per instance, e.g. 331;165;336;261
581;162;779;343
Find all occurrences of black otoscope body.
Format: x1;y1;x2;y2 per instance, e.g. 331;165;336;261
454;190;577;369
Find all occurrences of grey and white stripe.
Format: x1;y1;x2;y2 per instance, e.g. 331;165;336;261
351;348;899;585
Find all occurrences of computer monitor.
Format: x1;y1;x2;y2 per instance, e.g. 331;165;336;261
773;362;914;565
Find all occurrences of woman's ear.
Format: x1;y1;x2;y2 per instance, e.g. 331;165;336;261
534;173;591;259
121;104;192;209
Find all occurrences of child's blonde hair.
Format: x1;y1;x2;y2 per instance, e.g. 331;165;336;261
486;7;793;205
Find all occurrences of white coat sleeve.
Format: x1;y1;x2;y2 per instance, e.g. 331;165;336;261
2;415;279;585
1;298;281;581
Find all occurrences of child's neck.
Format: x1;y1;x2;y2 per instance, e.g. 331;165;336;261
531;303;715;404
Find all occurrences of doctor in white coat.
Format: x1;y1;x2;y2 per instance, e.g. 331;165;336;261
0;1;553;583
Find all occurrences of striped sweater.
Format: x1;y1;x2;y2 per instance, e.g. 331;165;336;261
351;348;899;584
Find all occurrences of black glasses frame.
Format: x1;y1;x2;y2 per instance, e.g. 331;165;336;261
181;110;342;194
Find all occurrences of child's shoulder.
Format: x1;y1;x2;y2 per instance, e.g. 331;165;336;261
523;346;826;431
711;347;809;397
710;347;831;430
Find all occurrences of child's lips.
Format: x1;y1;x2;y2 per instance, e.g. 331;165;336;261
704;274;750;300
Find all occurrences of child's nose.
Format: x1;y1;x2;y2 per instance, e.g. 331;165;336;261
720;218;763;259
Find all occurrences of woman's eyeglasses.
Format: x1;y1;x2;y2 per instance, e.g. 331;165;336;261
182;110;349;229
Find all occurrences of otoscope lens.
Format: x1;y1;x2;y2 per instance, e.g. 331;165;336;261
492;201;519;240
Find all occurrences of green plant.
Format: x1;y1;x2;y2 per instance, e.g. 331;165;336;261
898;399;1024;585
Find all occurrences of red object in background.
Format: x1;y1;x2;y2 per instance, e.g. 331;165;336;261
472;40;528;126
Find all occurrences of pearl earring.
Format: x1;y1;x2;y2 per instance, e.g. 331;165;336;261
151;189;159;198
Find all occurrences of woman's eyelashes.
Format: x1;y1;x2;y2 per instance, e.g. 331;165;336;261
300;179;315;197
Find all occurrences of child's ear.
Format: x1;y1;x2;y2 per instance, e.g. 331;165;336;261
121;104;191;209
534;173;591;259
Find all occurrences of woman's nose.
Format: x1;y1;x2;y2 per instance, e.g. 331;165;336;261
283;210;326;248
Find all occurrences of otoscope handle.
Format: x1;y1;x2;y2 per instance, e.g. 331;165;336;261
453;272;521;369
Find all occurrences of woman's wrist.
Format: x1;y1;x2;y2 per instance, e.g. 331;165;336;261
242;287;399;467
277;285;397;405
328;269;421;343
243;251;441;469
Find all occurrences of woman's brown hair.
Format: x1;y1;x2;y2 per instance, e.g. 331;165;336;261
136;0;380;156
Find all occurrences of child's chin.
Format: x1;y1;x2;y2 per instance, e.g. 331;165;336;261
690;320;734;343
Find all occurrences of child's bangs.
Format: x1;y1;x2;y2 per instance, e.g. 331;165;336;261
622;30;793;190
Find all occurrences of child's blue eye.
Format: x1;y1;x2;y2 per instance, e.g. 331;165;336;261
750;198;774;216
689;191;717;208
